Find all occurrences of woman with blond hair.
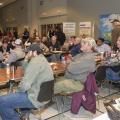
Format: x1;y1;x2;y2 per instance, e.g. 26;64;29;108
55;37;96;93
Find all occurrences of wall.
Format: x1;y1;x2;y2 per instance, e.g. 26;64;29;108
67;0;120;38
38;0;68;35
1;0;28;35
0;10;3;31
2;0;120;37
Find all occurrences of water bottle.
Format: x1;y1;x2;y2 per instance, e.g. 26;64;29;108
6;64;10;75
6;63;10;79
61;56;66;64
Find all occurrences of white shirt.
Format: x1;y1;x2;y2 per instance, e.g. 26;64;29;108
96;44;111;53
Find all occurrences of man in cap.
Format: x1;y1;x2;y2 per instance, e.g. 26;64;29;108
4;39;25;64
111;19;120;50
0;44;54;120
14;39;25;60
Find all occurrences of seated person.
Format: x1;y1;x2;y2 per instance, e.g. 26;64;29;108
68;36;76;50
70;37;82;57
24;38;32;48
42;36;50;48
95;37;111;53
3;39;25;64
48;36;61;62
34;36;49;52
95;36;120;85
49;35;61;51
54;37;96;94
0;44;54;120
0;40;10;53
13;39;25;60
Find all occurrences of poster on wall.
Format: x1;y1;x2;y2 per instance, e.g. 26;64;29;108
79;22;94;38
100;14;120;42
63;22;76;38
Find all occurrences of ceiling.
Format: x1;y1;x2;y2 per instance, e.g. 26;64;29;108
0;0;16;7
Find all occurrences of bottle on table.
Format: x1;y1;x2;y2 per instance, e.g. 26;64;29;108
61;56;66;64
6;63;10;79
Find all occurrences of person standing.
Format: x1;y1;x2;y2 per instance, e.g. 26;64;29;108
22;28;30;44
111;19;120;50
55;27;66;46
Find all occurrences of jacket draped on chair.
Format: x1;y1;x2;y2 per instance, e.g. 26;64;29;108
71;73;99;114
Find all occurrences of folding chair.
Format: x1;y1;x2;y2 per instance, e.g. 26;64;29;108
20;80;54;120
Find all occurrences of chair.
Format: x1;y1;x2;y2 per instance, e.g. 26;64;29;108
55;73;99;116
106;68;120;95
20;80;54;120
55;92;73;114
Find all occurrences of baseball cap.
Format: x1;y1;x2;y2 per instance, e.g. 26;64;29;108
24;44;43;53
15;39;22;45
111;19;120;23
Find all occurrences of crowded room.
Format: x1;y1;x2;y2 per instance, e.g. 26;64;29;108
0;0;120;120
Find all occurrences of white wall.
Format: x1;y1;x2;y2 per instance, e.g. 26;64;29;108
1;0;120;37
67;0;120;38
0;10;3;31
1;0;28;35
38;0;68;35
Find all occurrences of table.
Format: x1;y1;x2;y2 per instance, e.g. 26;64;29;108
50;61;66;76
0;66;23;85
93;113;110;120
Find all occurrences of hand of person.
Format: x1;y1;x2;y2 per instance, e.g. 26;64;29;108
25;51;33;61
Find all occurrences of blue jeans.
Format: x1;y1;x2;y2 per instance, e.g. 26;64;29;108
0;92;35;120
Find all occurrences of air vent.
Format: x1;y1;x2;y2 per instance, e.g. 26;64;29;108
40;0;44;6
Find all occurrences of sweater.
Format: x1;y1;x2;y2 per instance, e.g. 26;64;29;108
65;52;96;83
17;54;54;108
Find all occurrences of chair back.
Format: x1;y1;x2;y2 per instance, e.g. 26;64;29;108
37;80;54;102
106;68;120;81
11;58;24;67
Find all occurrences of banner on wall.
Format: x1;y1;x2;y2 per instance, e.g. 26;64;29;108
79;22;94;37
63;22;76;37
100;14;120;42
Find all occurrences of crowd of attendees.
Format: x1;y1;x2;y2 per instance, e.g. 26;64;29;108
0;26;120;119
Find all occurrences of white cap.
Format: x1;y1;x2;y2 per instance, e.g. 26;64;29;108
15;39;22;45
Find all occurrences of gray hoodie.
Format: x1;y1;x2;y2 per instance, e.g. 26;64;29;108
65;52;96;83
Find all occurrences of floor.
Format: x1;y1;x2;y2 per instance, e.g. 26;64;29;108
0;83;120;120
29;84;120;120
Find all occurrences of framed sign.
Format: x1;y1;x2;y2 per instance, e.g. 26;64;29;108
63;22;76;37
79;22;94;37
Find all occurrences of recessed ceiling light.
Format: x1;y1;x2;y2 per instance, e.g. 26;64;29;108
0;3;3;6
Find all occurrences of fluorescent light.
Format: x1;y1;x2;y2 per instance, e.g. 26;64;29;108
0;3;3;6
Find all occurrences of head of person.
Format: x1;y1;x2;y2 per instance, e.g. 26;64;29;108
55;27;61;32
35;36;42;44
15;39;22;47
42;36;47;43
33;29;37;33
81;37;96;52
62;42;69;51
117;36;120;49
96;38;104;46
51;35;57;45
112;19;120;28
73;37;81;45
25;44;43;57
70;36;76;41
24;28;28;32
81;34;87;39
2;40;8;49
